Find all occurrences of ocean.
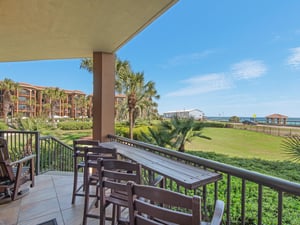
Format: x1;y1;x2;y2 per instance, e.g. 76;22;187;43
206;116;300;126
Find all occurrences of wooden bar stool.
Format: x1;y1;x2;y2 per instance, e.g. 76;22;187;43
71;139;100;204
82;148;118;225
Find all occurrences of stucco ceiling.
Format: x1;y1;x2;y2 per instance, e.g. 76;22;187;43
0;0;177;62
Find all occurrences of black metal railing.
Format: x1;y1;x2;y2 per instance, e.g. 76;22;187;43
108;134;300;225
0;130;73;175
39;135;73;174
1;130;299;224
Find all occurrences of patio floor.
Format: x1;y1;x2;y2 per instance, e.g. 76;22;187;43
0;173;114;225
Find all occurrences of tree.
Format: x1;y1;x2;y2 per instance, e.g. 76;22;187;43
140;117;210;152
80;58;93;73
281;135;300;162
140;126;172;148
229;116;240;123
80;57;160;139
74;95;89;120
42;87;66;122
0;78;18;123
121;71;160;139
162;117;210;152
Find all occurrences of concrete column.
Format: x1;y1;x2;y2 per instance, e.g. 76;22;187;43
93;52;115;142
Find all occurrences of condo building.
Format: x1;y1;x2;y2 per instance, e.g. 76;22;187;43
0;82;92;119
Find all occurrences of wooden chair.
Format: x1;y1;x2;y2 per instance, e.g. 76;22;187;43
201;200;224;225
0;137;35;201
127;182;201;225
82;147;118;225
71;139;100;204
98;158;142;225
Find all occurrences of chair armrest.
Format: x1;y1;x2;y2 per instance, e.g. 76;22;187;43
9;154;36;166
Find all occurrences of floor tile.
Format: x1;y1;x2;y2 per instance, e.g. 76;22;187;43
1;174;115;225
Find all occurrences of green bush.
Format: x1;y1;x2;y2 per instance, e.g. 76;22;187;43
198;121;227;128
229;116;240;123
115;125;129;137
57;121;92;130
133;125;152;140
9;117;54;131
187;150;300;224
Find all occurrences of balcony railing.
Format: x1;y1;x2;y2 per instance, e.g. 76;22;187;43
0;130;299;224
0;130;73;175
107;134;300;225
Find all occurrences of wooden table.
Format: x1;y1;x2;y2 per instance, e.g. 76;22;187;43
100;142;222;190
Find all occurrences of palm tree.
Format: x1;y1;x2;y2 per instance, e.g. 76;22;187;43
281;135;300;162
74;95;89;120
162;116;210;152
115;59;131;94
0;78;18;123
120;71;160;139
140;126;172;148
42;87;66;122
80;57;160;139
80;58;93;73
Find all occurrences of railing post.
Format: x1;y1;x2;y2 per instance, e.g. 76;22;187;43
35;132;41;175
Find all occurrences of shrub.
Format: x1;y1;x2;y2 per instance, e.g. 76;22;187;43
229;116;240;123
115;125;129;137
57;121;92;130
197;121;227;128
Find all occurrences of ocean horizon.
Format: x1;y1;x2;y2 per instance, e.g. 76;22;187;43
207;116;300;126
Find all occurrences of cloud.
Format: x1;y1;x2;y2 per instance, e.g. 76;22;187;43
166;73;232;97
286;47;300;69
164;50;215;67
231;60;267;79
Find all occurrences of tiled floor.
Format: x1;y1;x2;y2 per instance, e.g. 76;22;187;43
0;173;114;225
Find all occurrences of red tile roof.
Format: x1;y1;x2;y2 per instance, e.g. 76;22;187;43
266;113;288;118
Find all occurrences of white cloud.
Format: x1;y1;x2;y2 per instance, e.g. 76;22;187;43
286;47;300;69
164;50;215;67
231;60;267;79
166;73;232;97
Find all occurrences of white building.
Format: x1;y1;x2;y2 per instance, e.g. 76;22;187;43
163;109;204;120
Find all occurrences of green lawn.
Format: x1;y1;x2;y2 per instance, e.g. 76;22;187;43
45;126;290;161
186;127;288;161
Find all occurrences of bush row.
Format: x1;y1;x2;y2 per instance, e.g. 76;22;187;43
57;121;92;130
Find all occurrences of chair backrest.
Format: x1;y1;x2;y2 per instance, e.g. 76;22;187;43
210;200;225;225
97;159;142;225
83;146;118;180
98;159;142;190
73;139;100;147
84;146;118;161
127;182;201;225
73;139;100;157
0;137;14;181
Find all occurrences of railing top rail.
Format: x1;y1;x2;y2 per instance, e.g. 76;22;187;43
108;134;300;196
0;130;39;135
39;135;73;150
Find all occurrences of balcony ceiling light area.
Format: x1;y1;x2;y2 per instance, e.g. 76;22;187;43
0;0;177;62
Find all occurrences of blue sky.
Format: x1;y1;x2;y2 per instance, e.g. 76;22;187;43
1;1;300;117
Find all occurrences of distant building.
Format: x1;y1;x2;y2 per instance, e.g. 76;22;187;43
163;109;204;120
0;81;125;119
266;113;288;125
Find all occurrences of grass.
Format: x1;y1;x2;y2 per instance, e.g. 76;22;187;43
41;126;290;161
41;129;92;146
186;127;288;161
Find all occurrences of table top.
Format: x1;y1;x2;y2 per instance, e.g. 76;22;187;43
100;141;222;189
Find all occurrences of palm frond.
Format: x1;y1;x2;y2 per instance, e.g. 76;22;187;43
281;135;300;162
